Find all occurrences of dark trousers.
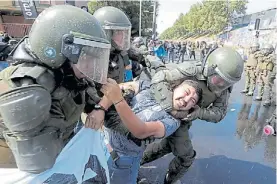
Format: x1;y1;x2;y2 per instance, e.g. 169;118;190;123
178;53;185;63
189;51;196;60
141;123;196;183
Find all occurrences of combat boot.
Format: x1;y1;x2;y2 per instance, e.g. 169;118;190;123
254;96;262;101
246;92;254;96
164;173;181;184
263;99;271;106
241;89;249;93
255;85;264;100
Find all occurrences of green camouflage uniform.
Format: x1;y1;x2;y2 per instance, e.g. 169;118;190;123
242;50;261;95
255;53;275;100
263;54;276;105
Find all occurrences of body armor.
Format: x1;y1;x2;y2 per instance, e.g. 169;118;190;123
262;54;276;105
246;53;259;68
0;4;111;174
256;53;275;100
0;44;89;173
242;50;260;95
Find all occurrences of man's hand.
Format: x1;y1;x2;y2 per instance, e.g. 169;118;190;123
101;78;124;104
85;110;105;130
182;105;201;121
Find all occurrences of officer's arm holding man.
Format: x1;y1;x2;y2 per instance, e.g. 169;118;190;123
149;62;230;123
183;89;229;122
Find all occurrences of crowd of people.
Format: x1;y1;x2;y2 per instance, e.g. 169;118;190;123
129;38;222;66
0;4;274;184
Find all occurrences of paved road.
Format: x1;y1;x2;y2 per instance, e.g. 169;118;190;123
139;61;276;184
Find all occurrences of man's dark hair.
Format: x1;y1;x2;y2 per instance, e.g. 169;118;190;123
180;80;203;104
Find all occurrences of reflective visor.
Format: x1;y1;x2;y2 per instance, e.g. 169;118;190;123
103;26;131;51
75;46;110;84
207;74;233;93
207;67;237;93
62;37;111;84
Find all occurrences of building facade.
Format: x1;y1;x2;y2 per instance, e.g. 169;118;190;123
0;0;89;38
218;8;277;46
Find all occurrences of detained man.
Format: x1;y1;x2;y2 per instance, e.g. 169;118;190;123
87;78;202;184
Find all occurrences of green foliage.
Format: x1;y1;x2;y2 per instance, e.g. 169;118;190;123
87;0;159;37
160;0;248;40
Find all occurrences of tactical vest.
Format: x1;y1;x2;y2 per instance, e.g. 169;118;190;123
255;51;264;64
260;54;274;71
0;63;86;140
246;53;258;68
0;63;88;173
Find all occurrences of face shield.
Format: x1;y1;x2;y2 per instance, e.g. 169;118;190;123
207;67;238;93
61;33;111;84
103;25;131;51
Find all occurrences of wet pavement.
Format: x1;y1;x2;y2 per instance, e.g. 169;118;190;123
139;69;276;184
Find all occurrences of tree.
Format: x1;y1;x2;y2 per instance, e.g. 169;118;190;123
160;0;248;40
87;0;160;37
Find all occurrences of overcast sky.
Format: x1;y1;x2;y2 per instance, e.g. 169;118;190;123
156;0;277;33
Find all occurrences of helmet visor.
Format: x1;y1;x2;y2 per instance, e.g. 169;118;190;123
104;26;131;51
61;33;111;84
112;29;131;50
207;68;236;93
74;40;111;84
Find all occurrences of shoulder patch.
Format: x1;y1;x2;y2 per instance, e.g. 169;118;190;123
44;47;56;58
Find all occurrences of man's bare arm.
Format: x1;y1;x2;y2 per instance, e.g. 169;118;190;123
114;99;165;139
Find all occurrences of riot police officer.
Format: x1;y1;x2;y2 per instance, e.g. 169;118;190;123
262;44;275;105
255;44;275;101
0;5;111;174
133;37;148;54
93;6;132;83
141;47;244;184
241;42;260;96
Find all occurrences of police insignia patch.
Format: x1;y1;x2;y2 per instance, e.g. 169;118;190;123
44;47;56;58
